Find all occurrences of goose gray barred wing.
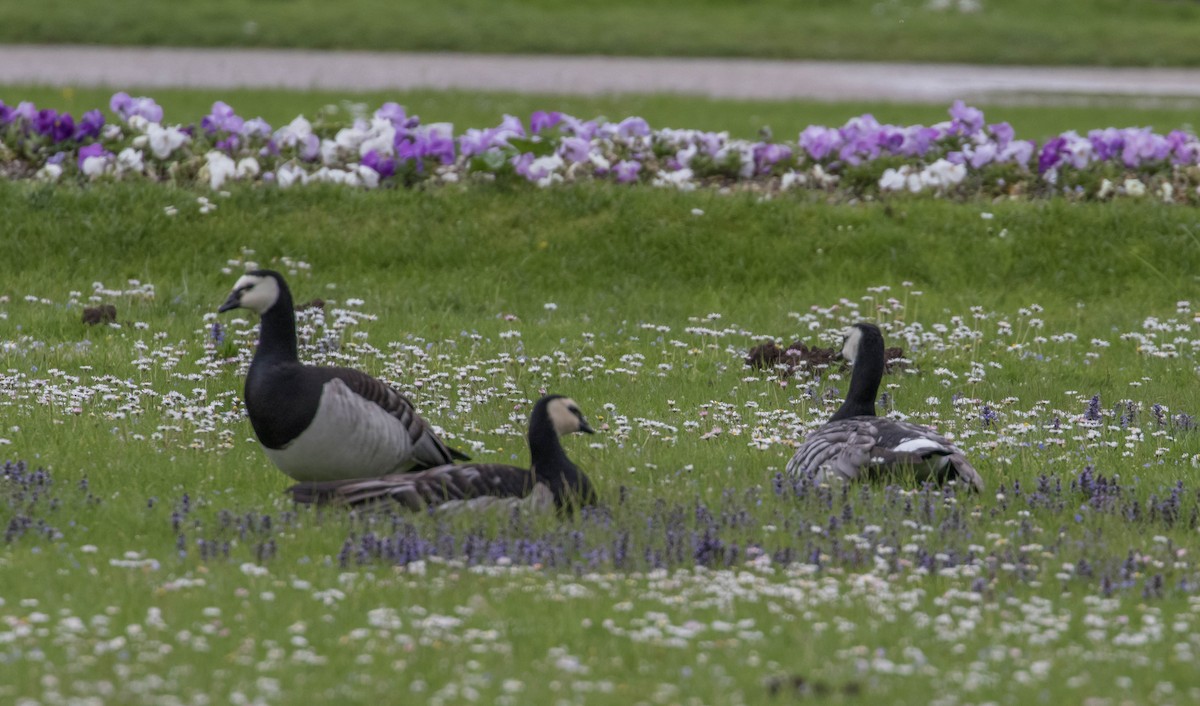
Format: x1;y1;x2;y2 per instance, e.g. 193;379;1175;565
326;367;470;468
287;463;535;510
786;418;879;482
787;416;985;490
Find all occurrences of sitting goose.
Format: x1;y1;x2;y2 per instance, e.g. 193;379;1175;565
785;323;984;491
287;394;597;515
218;270;467;482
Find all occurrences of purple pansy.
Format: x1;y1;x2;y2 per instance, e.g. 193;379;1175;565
361;150;396;179
530;110;563;134
616;117;651;138
949;100;985;135
613;160;642;183
74;110;105;141
374;102;407;127
799;125;841;161
35;109;75;143
109;92;163;123
77;143;110;170
558;136;591;163
202;101;244;134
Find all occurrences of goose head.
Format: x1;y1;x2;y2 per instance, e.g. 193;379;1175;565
544;395;596;436
218;270;284;315
840;322;883;366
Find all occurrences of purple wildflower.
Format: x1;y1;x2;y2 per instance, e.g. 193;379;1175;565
34;109;75;143
73;109;105;140
215;135;240;153
109;92;163;123
988;122;1015;149
753;142;792;173
77;143;110;170
300;134;320;162
558;114;600;141
613;160;642;184
374;102;407;126
799;125;841;161
558;136;591;163
12;101;37;124
362;150;396;179
201;101;244;134
530;110;563;134
1037;136;1067;174
949;100;985;135
0;100;14;126
240;117;273;139
616;116;650;138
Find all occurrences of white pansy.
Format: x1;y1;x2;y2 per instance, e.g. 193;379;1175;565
203;150;237;190
274;115;314;147
276;163;309;189
1123;178;1146;197
82;155;111;179
236;157;260;179
36;163;63;182
358;119;397;157
146;124;190;159
652;167;696;191
117;148;145;175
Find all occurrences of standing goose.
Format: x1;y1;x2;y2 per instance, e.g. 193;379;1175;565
286;394;598;515
785;323;984;491
218;270;467;482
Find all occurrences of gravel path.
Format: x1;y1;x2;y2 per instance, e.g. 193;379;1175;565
5;44;1200;103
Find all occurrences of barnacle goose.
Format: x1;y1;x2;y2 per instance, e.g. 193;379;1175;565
785;322;984;491
287;395;598;515
218;270;468;482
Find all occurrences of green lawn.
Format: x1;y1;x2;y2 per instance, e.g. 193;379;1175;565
4;84;1200;143
6;0;1200;66
3;181;1200;704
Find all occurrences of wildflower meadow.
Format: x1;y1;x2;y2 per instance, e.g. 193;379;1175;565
2;89;1200;705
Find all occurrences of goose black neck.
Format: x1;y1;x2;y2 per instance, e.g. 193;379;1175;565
254;280;299;363
829;327;885;422
527;401;589;510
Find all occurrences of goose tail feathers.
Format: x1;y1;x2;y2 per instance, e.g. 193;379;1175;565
948;453;985;493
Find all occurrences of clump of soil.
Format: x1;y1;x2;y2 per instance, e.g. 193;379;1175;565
745;338;909;376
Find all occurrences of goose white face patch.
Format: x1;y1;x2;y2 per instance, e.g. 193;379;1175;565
548;397;585;435
841;326;864;365
232;274;280;315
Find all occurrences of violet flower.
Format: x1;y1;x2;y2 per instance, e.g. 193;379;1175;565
558;136;591;163
361;149;396;179
799;125;841;161
34;109;75;143
949;99;985;135
74;110;105;141
613;160;642;183
201;101;244;134
530;110;563;134
109;92;163;123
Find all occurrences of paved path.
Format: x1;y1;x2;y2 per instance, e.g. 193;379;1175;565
4;44;1200;103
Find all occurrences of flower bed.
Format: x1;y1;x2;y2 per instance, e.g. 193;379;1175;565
2;94;1199;202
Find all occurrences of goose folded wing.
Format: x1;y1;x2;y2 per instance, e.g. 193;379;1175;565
287;464;535;510
326;367;470;468
787;419;879;481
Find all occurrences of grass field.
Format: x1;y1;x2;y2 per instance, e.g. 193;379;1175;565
6;0;1200;67
4;85;1200;145
3;179;1200;704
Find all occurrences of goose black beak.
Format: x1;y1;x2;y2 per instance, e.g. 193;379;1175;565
579;420;596;434
217;292;241;313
